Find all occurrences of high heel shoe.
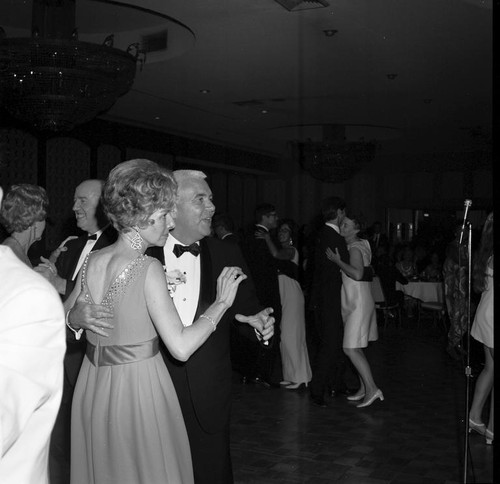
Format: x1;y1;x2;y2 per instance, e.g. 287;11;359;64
357;389;384;408
468;418;486;436
485;429;494;445
285;382;307;390
347;392;365;401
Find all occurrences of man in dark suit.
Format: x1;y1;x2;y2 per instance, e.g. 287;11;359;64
309;196;349;407
37;179;116;484
240;203;283;386
212;212;240;245
148;170;274;484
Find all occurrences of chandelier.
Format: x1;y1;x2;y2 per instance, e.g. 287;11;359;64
296;125;377;182
0;1;139;132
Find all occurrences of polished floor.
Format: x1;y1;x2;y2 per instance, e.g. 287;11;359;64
230;318;495;484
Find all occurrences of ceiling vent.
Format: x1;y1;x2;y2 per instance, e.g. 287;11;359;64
274;0;329;11
142;30;168;53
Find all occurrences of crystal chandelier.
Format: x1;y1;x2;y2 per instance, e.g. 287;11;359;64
296;125;377;182
0;0;139;132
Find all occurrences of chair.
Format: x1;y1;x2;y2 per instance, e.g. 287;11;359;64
417;300;448;333
371;276;402;329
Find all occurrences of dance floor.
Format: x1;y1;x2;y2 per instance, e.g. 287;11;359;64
230;321;495;484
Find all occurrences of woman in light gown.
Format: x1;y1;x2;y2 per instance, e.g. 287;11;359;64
468;212;494;445
256;219;312;389
326;217;382;408
65;159;248;484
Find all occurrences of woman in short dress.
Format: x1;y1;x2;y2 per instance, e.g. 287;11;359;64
326;217;382;408
468;212;494;444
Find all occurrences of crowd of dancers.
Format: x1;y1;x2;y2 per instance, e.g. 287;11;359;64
0;159;493;483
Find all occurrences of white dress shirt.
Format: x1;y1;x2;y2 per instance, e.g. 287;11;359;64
163;234;201;327
325;222;340;234
71;228;105;281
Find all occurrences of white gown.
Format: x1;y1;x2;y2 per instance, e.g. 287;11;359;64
471;258;493;348
341;239;378;348
278;248;312;384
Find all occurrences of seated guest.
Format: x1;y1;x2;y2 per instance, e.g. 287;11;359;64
396;246;417;278
422;252;442;281
0;184;49;267
413;244;429;275
374;244;408;306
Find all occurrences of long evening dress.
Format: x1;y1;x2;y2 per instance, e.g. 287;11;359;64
471;257;493;348
341;240;378;348
278;247;312;385
71;254;194;484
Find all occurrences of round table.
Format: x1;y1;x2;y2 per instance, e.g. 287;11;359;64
396;280;444;303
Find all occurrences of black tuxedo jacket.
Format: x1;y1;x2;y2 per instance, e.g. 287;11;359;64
310;224;349;318
147;236;264;434
240;225;282;326
56;225;118;301
56;225;117;389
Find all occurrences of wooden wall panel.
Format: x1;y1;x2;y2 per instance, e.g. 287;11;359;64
97;145;122;180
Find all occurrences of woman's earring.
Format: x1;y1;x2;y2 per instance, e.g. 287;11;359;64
130;227;144;251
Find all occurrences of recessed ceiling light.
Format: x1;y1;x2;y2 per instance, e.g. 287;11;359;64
386;74;398;80
423;99;432;104
261;109;268;114
154;116;160;120
200;89;210;94
323;29;338;37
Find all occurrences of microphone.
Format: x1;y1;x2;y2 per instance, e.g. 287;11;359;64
459;199;472;244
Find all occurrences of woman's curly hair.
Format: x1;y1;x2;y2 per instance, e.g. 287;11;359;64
473;212;493;293
0;184;48;233
102;159;177;232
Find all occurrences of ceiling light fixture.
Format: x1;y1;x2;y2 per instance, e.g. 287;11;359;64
274;0;329;12
0;0;141;132
323;29;338;37
200;89;210;94
386;74;398;80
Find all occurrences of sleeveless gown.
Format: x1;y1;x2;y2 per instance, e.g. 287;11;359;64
341;239;378;348
278;247;312;384
471;258;493;349
71;254;194;484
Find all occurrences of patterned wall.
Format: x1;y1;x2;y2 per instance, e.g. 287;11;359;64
45;137;91;249
97;145;122;180
0;128;38;188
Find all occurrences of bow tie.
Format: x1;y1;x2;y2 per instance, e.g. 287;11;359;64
87;233;98;240
173;243;200;258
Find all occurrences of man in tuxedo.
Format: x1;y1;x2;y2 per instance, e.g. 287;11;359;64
0;186;66;484
146;170;274;483
212;212;240;245
240;203;282;386
37;179;116;484
309;196;349;407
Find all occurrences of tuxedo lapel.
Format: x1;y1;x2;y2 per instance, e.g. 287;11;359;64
66;236;88;281
196;238;213;319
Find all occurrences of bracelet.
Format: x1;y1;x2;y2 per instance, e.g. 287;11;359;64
199;314;216;332
66;310;84;340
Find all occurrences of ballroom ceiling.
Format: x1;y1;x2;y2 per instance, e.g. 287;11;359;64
0;0;493;160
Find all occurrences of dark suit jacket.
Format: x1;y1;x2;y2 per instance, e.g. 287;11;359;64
148;237;263;434
56;225;117;388
310;224;349;319
240;225;282;326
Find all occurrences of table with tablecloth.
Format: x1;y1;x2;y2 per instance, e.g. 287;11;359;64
396;281;444;303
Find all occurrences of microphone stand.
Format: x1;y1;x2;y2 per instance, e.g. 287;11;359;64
462;221;473;484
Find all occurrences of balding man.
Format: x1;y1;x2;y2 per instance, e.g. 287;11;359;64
37;179;116;484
